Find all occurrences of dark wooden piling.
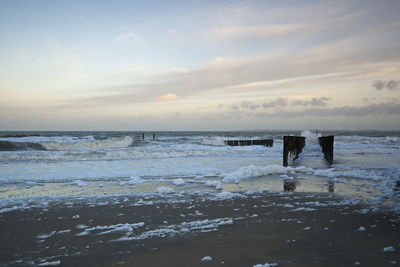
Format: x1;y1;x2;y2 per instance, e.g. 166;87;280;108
224;139;273;147
142;133;145;140
318;136;334;164
153;133;156;140
283;136;306;166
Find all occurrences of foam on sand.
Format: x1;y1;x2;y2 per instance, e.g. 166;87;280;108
253;263;278;267
172;178;186;186
201;256;213;262
113;217;235;242
155;187;175;194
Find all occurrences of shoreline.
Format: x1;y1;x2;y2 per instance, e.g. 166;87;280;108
1;191;399;267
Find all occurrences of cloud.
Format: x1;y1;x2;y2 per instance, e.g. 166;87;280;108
291;97;331;107
115;32;147;47
387;80;400;90
49;2;400;111
226;97;330;111
207;24;303;42
372;80;400;90
262;98;288;108
166;29;178;35
240;101;260;110
157;93;177;102
172;67;190;74
253;102;400;118
372;80;385;90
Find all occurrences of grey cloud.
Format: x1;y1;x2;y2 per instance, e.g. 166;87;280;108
372;80;385;90
387;80;400;90
241;101;260;110
253;102;400;118
230;104;240;110
372;80;400;90
291;97;331;107
225;97;330;112
262;98;288;108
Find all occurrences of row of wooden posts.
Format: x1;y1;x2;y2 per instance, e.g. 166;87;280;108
142;133;156;140
224;135;334;166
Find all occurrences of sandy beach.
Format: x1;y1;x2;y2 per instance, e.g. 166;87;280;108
1;191;399;267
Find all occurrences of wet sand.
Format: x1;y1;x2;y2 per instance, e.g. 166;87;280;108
0;192;399;267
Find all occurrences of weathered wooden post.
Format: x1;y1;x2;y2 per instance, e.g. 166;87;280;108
142;133;145;140
318;136;334;164
283;136;306;166
153;133;156;140
283;136;291;167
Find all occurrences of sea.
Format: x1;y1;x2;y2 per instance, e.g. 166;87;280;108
0;130;399;212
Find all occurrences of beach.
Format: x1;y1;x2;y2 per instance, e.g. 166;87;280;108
1;191;399;266
0;130;399;266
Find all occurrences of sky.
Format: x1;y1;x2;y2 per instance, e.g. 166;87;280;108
0;0;400;131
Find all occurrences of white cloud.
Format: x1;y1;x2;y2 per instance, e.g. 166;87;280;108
157;93;177;102
166;29;178;35
207;24;303;42
115;32;148;47
172;67;190;74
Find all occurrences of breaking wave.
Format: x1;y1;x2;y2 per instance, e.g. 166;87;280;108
39;136;133;150
301;130;322;144
0;141;46;151
0;136;133;151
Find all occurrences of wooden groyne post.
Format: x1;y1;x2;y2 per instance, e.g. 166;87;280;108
224;139;273;147
283;136;306;166
318;136;334;164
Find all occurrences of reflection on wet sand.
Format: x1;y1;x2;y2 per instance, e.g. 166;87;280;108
283;179;297;192
0;175;383;205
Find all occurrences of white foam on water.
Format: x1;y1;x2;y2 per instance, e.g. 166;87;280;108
222;165;311;183
39;136;133;151
301;130;321;144
0;135;96;143
1;131;400;213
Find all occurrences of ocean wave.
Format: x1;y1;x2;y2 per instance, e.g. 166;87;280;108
39;136;133;151
301;130;321;144
0;136;133;151
0;135;96;143
0;141;46;151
